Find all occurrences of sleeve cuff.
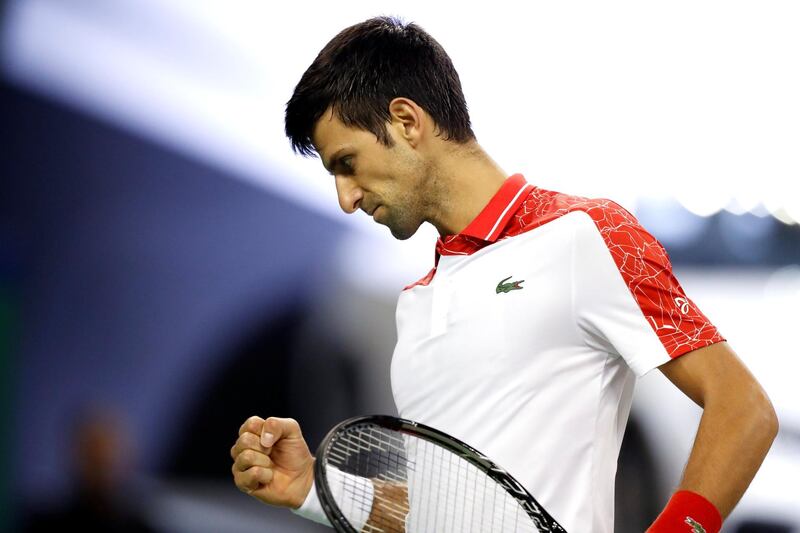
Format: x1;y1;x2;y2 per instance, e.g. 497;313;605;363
290;478;331;526
290;468;374;530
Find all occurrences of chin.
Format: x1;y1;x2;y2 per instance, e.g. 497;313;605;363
388;222;419;241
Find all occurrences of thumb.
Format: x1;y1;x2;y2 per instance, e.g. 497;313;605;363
261;417;303;448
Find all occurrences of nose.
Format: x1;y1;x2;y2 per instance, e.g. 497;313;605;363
335;175;363;214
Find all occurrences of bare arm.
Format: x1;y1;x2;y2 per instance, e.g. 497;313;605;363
657;341;779;518
363;480;409;532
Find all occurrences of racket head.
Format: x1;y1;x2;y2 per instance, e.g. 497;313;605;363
314;415;567;533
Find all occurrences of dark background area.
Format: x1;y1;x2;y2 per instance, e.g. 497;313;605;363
1;81;360;531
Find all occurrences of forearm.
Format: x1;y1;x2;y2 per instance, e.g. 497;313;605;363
652;342;778;532
292;472;408;531
364;480;409;531
677;388;778;518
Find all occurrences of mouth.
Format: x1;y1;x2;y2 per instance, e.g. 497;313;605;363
368;205;382;217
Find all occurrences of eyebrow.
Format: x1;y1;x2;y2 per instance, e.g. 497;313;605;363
322;147;348;176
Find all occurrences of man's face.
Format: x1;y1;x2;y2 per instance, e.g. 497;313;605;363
312;108;431;240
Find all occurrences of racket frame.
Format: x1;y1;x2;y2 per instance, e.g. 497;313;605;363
314;414;567;533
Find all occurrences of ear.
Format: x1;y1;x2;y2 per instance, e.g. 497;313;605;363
387;98;425;147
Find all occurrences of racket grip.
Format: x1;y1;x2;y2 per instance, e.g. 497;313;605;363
292;467;375;530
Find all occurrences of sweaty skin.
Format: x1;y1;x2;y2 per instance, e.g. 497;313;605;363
311;100;509;240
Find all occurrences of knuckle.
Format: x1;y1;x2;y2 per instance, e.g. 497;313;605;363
241;432;259;448
236;470;253;488
258;466;274;483
233;471;248;490
246;472;261;488
234;453;250;471
234;449;271;472
240;449;258;464
244;466;271;486
239;415;263;435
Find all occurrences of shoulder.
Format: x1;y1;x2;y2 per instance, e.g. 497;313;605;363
508;186;649;247
520;189;675;296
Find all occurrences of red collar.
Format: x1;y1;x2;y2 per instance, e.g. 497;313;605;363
435;173;533;258
455;173;532;242
406;174;534;290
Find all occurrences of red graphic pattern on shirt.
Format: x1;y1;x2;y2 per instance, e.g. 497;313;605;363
407;184;724;359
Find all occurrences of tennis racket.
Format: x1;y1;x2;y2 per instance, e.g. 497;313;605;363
314;415;567;533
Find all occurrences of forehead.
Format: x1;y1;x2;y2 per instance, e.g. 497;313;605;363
312;109;346;153
312;108;382;163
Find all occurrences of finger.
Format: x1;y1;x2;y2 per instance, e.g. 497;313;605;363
234;449;273;473
233;464;272;492
231;432;264;460
261;417;303;449
235;465;274;492
239;415;265;437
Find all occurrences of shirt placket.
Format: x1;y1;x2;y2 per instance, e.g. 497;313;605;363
429;274;454;338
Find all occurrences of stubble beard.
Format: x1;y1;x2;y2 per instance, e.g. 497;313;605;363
384;197;423;240
384;154;437;241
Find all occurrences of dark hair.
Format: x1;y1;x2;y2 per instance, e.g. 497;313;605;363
285;16;475;157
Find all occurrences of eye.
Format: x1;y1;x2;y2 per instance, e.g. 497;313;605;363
340;156;354;174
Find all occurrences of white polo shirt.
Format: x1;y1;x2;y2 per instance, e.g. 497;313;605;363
391;174;725;532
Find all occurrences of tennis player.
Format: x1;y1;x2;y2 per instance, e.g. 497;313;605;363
230;16;778;532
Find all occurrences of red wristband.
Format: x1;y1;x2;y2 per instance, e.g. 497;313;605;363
647;490;722;533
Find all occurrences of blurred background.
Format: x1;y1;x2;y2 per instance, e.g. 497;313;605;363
1;1;799;532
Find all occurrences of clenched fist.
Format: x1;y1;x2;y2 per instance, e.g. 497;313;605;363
230;416;314;509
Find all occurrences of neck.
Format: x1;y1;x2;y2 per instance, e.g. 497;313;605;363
425;141;509;237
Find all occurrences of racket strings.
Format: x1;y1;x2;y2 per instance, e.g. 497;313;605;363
324;424;543;532
405;438;534;533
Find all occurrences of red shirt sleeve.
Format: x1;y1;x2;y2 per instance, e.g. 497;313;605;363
582;199;725;359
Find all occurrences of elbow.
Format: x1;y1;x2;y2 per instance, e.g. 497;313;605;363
754;388;779;444
764;400;779;442
725;382;780;445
